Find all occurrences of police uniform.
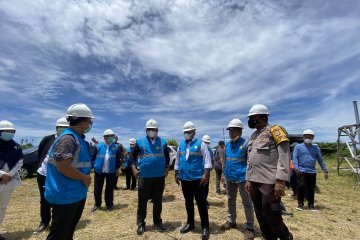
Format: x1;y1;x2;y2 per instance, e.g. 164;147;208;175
129;136;170;227
247;124;291;240
45;128;91;240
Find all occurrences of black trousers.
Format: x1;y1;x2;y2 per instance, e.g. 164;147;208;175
137;177;165;225
125;167;137;189
94;172;116;208
46;199;86;240
297;173;316;206
37;173;51;226
202;174;210;203
249;182;290;240
181;180;209;228
289;170;297;195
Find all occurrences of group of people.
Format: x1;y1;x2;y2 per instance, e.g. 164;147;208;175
0;103;329;240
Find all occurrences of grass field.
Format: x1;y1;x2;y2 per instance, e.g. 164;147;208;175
2;156;360;240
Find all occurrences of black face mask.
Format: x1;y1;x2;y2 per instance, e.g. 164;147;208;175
248;119;259;129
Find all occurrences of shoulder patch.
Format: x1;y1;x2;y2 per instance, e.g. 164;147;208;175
270;125;289;145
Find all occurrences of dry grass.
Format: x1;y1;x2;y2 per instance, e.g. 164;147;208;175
2;156;360;240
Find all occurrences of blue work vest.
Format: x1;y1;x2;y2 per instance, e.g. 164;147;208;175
224;138;248;182
178;139;204;181
137;137;166;178
93;142;118;173
45;128;91;204
124;147;130;168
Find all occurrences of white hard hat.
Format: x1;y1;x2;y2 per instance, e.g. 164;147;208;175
183;121;196;132
146;119;158;129
66;103;94;119
247;104;269;117
303;129;314;136
56;117;69;127
103;129;114;136
202;135;211;143
0;120;15;131
129;138;136;144
226;118;244;130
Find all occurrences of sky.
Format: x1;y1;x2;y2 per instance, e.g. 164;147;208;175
0;0;360;147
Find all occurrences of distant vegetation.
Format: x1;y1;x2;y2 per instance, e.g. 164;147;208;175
21;143;33;150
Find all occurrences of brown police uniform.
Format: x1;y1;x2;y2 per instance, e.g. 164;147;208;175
246;124;291;240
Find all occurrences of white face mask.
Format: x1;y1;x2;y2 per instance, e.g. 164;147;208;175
184;133;193;140
304;138;313;144
147;130;157;138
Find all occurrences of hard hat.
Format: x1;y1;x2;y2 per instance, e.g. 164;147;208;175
183;121;196;132
202;135;211;143
129;138;136;144
0;120;15;131
226;118;244;129
66;103;94;119
303;129;314;136
103;129;114;136
56;117;69;127
247;104;269;117
146;119;158;129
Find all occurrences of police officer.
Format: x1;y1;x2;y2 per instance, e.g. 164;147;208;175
175;121;212;240
130;119;170;236
221;119;255;240
91;129;121;212
245;104;293;240
0;120;23;240
123;138;137;190
45;103;94;240
34;117;69;234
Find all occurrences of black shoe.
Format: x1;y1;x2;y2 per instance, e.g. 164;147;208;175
33;223;48;234
288;232;293;240
123;187;130;190
137;223;145;236
91;206;98;213
154;222;166;232
0;235;5;240
130;186;136;190
202;227;210;240
114;186;120;190
180;223;194;234
106;206;113;212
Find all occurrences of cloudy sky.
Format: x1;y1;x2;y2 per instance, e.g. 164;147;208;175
0;0;359;147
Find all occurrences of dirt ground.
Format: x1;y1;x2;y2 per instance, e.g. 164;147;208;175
2;158;360;240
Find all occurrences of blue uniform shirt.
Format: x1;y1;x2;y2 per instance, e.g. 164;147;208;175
293;143;328;174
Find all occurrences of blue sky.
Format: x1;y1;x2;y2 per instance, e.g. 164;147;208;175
0;0;359;147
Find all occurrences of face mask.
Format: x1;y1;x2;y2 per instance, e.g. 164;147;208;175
107;137;115;143
0;132;15;141
248;119;259;129
147;130;157;138
56;127;67;135
84;124;92;134
304;138;313;144
184;133;193;140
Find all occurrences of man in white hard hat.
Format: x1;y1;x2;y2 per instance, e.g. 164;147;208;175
174;121;212;240
45;103;94;240
0;120;23;240
201;135;214;208
123;138;137;190
91;129;121;212
293;129;328;211
129;119;170;235
34;117;69;234
245;104;293;240
221;119;255;240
